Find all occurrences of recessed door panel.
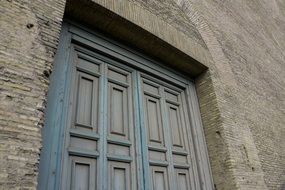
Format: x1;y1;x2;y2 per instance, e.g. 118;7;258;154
75;72;99;131
108;161;131;190
150;166;169;190
167;104;183;148
175;169;190;190
108;83;128;138
144;96;164;145
70;156;96;190
74;164;89;190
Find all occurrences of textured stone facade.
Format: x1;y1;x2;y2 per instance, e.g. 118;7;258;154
0;0;65;189
0;0;284;190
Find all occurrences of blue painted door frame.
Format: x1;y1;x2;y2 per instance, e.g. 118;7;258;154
38;23;73;190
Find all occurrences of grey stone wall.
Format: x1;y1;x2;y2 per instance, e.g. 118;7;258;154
0;0;284;190
193;1;285;189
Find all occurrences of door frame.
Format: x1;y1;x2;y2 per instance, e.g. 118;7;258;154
38;21;213;190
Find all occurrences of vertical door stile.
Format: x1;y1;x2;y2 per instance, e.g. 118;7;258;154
96;60;105;190
52;25;73;190
159;86;175;190
136;72;150;190
186;83;214;190
60;44;79;190
185;84;204;190
101;62;108;190
180;91;199;190
133;71;144;190
128;69;136;190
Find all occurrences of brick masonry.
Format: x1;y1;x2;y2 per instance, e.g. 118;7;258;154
0;0;284;190
0;0;65;189
192;1;285;189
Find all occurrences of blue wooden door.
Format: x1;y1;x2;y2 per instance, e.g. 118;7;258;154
137;74;198;190
38;22;213;190
60;45;140;190
61;48;195;190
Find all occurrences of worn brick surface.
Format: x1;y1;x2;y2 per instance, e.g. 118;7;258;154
0;0;284;190
0;0;65;189
192;1;285;189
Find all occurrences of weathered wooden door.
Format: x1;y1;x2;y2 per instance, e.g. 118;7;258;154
38;22;213;190
60;45;139;190
138;74;198;190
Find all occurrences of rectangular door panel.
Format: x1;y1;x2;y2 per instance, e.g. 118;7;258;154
69;136;97;152
175;169;190;190
144;96;164;145
108;83;128;138
75;72;99;131
70;156;96;190
142;79;165;151
150;166;169;190
108;161;131;190
167;104;184;148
